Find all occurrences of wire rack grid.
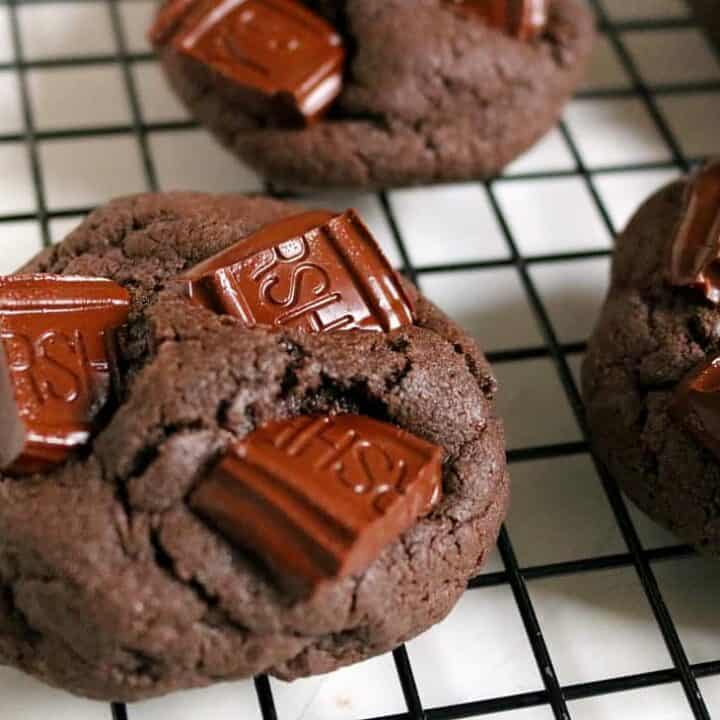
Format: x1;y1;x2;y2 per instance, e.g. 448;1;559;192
0;0;719;719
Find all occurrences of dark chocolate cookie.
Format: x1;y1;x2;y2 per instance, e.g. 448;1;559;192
688;0;720;47
152;0;594;190
582;167;720;553
0;192;508;701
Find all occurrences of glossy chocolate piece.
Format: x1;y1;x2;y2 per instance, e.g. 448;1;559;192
184;209;415;333
671;354;720;461
151;0;345;125
446;0;548;40
191;414;443;594
183;210;334;307
667;160;720;304
0;275;130;474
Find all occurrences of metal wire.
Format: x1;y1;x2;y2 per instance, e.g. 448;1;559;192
1;0;718;718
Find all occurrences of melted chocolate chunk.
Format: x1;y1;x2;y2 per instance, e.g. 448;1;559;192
671;355;720;461
150;0;345;125
191;414;443;595
667;160;720;304
445;0;548;40
0;275;130;474
183;209;415;333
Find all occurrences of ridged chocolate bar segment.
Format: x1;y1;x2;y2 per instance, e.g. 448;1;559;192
191;414;443;594
183;210;334;313
0;275;130;474
671;354;720;461
446;0;548;40
186;209;415;333
321;210;416;332
151;0;345;125
667;160;720;304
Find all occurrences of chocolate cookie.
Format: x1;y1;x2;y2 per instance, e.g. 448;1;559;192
582;162;720;552
0;192;508;701
151;0;594;190
688;0;720;47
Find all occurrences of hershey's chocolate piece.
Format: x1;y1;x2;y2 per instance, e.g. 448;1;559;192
150;0;345;125
0;275;130;474
191;414;443;594
671;355;720;461
667;160;720;304
183;210;334;307
184;209;415;333
446;0;548;40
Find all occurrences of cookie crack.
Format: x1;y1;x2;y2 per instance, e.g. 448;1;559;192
149;524;221;617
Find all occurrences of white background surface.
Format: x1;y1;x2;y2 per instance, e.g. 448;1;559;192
0;0;719;718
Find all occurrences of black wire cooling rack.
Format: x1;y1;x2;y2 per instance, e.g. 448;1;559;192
1;0;720;718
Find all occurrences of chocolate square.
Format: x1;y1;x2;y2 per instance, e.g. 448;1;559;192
184;209;415;333
165;0;345;124
191;414;443;594
0;275;130;474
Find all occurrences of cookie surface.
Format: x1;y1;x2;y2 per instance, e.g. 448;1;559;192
583;175;720;552
0;192;508;701
154;0;594;190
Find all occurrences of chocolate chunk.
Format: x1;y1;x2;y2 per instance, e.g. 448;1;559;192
446;0;548;40
183;210;333;306
671;354;720;461
191;414;443;594
150;0;345;126
183;209;415;333
0;275;130;474
667;160;720;304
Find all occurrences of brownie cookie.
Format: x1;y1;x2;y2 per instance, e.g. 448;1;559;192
688;0;720;47
0;192;508;701
151;0;594;190
583;163;720;552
